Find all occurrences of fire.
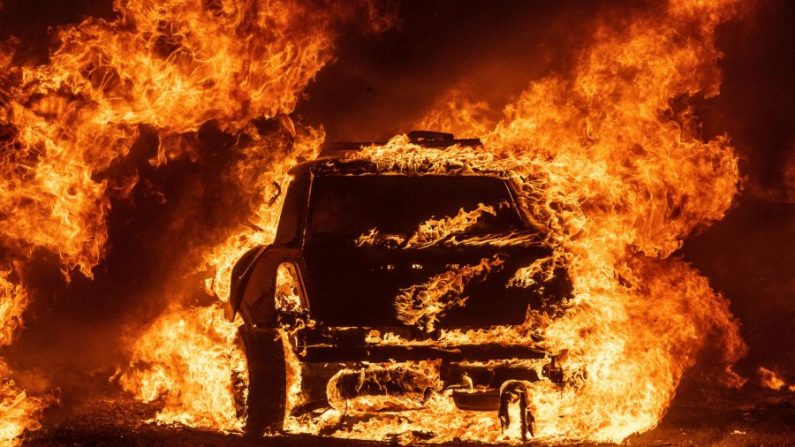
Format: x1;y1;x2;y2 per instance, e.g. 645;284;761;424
0;269;27;349
405;203;497;249
0;0;391;442
758;367;795;392
326;361;441;413
415;85;495;140
356;202;498;249
0;269;45;446
314;0;747;442
119;304;246;430
395;255;505;333
0;0;757;444
0;360;44;446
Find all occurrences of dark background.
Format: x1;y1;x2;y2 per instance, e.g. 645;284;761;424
1;0;793;395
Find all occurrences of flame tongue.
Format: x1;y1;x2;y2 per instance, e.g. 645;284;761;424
758;367;795;392
0;359;44;445
0;0;753;444
0;0;392;442
118;305;247;431
395;255;505;333
0;269;46;446
121;0;747;442
334;0;747;442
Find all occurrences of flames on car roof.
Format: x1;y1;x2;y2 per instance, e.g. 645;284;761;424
321;130;482;155
289;131;513;177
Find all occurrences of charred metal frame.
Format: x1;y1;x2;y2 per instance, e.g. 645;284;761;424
230;132;569;438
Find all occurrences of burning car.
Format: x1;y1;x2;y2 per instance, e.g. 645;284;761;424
228;131;572;438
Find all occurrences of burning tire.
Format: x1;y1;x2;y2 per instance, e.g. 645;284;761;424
240;325;287;437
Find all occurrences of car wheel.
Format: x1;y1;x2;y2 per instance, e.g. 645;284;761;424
240;325;287;437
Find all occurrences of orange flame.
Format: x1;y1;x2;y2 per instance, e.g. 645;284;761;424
0;268;46;446
355;202;498;249
0;0;391;441
395;255;505;333
415;85;495;140
758;367;795;392
0;0;755;444
0;268;27;349
0;360;45;446
314;0;748;442
405;203;497;249
119;304;246;431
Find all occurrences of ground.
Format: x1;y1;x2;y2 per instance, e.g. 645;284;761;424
21;383;795;447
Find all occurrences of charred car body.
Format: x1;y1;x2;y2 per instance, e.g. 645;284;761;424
228;131;571;438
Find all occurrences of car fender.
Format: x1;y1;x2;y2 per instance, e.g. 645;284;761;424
227;245;304;326
226;245;267;321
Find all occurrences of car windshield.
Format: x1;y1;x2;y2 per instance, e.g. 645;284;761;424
307;175;524;245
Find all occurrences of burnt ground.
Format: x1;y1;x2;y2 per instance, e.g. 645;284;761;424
19;383;795;447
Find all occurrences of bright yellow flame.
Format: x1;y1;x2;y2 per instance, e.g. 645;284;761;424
119;304;246;431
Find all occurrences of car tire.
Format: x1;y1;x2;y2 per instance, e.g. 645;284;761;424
241;325;287;437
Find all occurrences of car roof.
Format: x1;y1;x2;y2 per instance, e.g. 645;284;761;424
319;130;481;154
288;158;509;179
288;131;510;178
